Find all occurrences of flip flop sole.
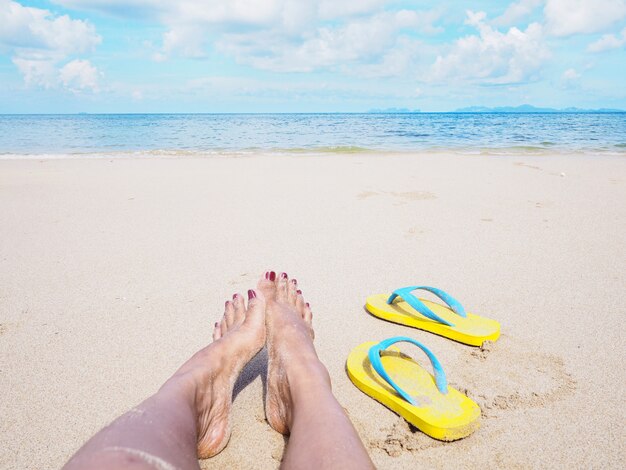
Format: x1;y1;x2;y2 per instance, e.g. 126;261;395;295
366;294;500;346
347;342;481;441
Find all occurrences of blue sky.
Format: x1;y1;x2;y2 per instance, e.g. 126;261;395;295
1;0;625;112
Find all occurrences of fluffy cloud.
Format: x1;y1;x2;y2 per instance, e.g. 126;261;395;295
216;9;439;73
587;27;626;52
430;11;549;84
0;0;101;90
51;0;440;76
562;68;580;80
544;0;626;36
59;59;100;92
52;0;389;24
493;0;543;27
0;0;99;55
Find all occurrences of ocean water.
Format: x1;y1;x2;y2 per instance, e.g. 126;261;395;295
0;113;625;157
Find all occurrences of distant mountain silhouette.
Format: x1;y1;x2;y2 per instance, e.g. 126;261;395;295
454;104;624;113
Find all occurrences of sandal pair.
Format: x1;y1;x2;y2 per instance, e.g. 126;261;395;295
347;286;500;441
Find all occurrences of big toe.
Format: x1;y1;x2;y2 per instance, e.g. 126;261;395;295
244;289;266;330
257;271;277;301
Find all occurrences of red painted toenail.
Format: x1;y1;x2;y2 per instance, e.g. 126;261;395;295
269;271;276;281
280;272;288;279
265;271;270;279
306;302;310;307
233;293;238;300
291;278;297;284
214;322;218;328
248;289;256;300
297;289;302;295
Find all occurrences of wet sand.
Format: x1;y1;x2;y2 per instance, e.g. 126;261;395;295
0;152;624;468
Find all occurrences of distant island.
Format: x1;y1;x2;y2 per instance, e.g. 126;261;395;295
453;104;624;113
366;105;624;113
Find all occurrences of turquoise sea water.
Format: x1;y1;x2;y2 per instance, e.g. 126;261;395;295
0;113;625;156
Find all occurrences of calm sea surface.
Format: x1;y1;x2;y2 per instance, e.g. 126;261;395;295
0;113;625;156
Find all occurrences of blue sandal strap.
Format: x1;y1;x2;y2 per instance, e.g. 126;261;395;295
387;286;467;327
368;336;448;405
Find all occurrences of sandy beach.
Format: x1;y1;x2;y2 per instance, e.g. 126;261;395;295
0;152;624;469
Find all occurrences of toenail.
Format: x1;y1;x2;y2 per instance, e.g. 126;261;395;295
297;290;302;295
280;272;288;279
248;289;256;300
269;271;276;281
232;293;238;300
306;302;310;307
291;278;297;284
225;300;230;308
214;322;218;328
265;271;270;279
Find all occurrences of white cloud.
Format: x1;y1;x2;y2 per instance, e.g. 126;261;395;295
59;59;100;92
562;68;581;80
0;0;100;55
50;0;441;76
493;0;543;27
11;56;58;88
544;0;626;36
0;0;101;90
429;11;549;85
587;27;626;51
216;9;438;73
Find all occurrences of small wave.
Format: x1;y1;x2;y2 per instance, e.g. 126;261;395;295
2;144;625;160
278;145;372;154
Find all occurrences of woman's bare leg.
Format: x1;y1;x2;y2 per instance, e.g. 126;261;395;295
64;289;266;470
258;272;374;470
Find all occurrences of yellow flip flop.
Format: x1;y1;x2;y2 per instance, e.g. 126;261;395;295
365;286;500;346
346;337;481;441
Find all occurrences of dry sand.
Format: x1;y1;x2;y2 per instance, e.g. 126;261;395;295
0;152;625;469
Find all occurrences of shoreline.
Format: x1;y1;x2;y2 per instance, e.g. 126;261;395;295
1;147;626;160
1;152;624;468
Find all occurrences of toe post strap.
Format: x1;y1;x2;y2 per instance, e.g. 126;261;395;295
387;286;467;327
368;336;448;405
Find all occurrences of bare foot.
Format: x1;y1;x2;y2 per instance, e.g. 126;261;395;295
257;271;329;435
167;289;266;458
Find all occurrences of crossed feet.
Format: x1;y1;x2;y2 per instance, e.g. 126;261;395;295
172;271;327;459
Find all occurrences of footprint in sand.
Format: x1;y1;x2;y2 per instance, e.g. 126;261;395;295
228;272;251;286
456;336;576;417
363;336;576;458
0;320;21;336
514;162;543;171
404;226;426;239
530;200;552;209
367;420;446;457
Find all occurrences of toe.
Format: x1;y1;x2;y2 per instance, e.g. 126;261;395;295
276;272;289;301
295;292;306;314
303;302;313;324
224;300;235;328
213;321;222;341
220;317;228;335
232;293;246;325
257;271;277;301
287;278;298;303
243;289;266;330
